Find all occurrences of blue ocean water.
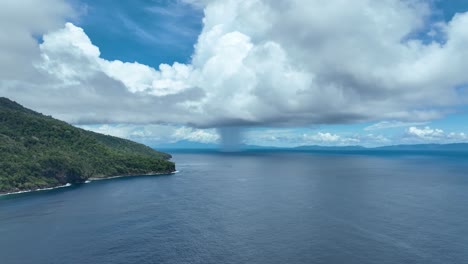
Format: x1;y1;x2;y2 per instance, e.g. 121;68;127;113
1;151;468;264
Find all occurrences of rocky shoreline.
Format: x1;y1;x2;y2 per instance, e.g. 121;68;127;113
89;170;177;181
0;170;177;197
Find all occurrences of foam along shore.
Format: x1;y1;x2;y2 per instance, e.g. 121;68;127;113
0;171;179;197
0;183;72;197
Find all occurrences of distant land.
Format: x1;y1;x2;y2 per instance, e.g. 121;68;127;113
295;144;468;152
0;97;175;194
155;142;468;153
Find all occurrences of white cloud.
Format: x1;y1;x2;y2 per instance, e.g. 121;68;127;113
78;123;468;148
78;124;219;145
365;121;429;131
245;129;390;147
303;132;342;143
38;23;194;96
173;127;219;143
302;132;392;147
2;0;468;131
0;0;72;80
404;126;468;143
407;126;444;139
78;124;174;144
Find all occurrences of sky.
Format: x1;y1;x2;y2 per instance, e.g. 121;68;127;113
1;0;468;148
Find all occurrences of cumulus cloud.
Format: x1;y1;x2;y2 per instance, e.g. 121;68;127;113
301;132;393;147
407;126;444;139
404;126;468;143
173;127;219;143
245;129;390;147
0;0;73;80
2;0;468;131
303;132;342;143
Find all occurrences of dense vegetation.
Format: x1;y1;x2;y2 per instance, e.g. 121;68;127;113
0;97;175;194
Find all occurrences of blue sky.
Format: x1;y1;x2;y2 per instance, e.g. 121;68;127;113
70;0;203;67
2;0;468;148
434;0;468;19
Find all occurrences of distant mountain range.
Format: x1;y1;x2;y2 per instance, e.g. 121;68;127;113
295;144;468;152
294;145;366;151
156;142;468;152
374;143;468;151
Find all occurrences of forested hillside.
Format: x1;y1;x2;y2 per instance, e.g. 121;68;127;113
0;97;175;194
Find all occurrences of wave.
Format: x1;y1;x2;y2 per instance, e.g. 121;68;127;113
0;183;72;197
2;171;177;196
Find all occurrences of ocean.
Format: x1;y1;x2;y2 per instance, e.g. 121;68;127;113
1;151;467;264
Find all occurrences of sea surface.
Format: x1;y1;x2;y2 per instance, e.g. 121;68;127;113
1;151;468;264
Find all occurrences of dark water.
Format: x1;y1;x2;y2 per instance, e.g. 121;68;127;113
1;152;468;264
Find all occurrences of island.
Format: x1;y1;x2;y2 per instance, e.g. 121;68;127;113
0;97;175;194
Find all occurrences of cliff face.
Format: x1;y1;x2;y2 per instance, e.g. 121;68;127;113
0;97;175;194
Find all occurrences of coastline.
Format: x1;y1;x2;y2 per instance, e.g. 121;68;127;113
89;170;177;181
0;170;178;197
0;183;73;197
